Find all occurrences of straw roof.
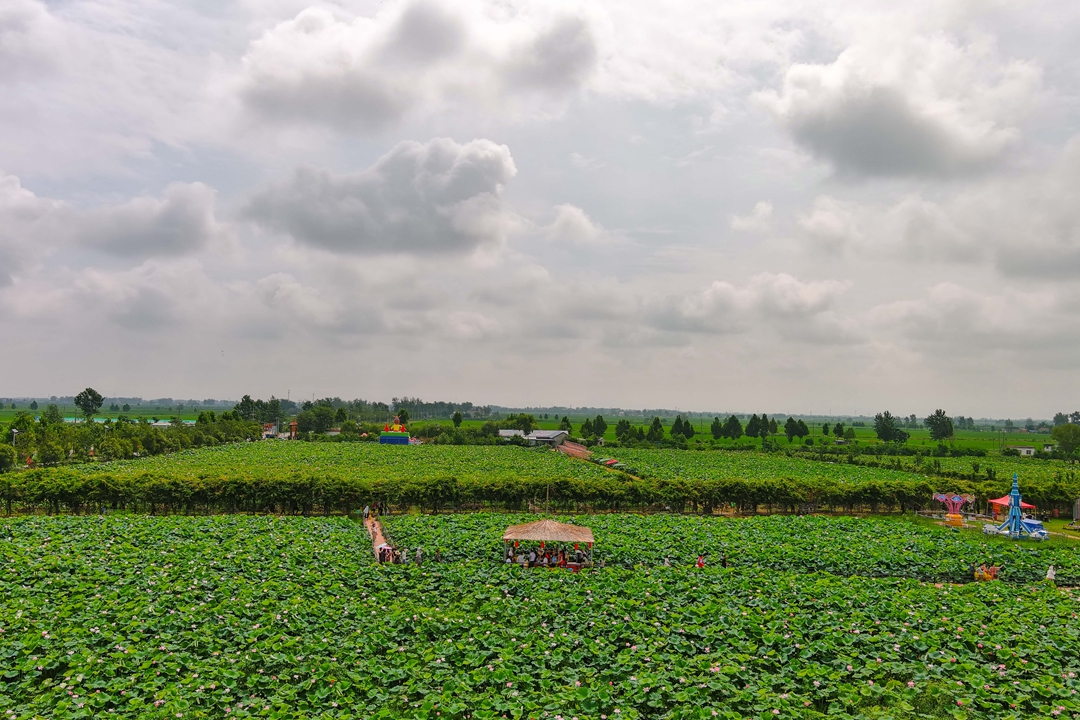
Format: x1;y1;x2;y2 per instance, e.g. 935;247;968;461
502;519;594;544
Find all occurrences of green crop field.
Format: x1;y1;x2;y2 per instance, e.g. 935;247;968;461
3;514;1079;719
600;449;920;485
381;513;1079;583
72;441;614;485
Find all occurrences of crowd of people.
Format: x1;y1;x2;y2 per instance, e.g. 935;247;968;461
505;545;592;568
377;544;440;565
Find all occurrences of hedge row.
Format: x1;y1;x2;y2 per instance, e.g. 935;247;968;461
4;467;1076;516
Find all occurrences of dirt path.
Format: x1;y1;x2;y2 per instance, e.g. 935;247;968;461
365;516;388;559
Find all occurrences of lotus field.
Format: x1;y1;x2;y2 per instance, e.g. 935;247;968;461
3;513;1080;720
382;513;1080;584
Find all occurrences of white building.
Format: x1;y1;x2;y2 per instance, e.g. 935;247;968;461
1008;446;1036;456
498;429;524;439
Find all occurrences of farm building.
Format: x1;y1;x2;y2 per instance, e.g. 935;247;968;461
1008;445;1036;456
1043;443;1056;452
528;430;569;446
498;429;524;439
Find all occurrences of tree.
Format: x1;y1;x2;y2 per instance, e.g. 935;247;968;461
0;444;15;473
581;418;595;437
615;419;633;441
559;416;572;431
38;441;65;466
122;403;131;412
1051;423;1080;458
683;417;694;439
723;415;743;440
1071;411;1080;424
593;415;608;438
784;417;798;443
710;417;723;440
41;404;64;426
746;414;761;438
822;422;830;436
833;422;844;437
874;411;903;443
235;395;257;420
334;407;348;425
397;409;410;425
452;411;463;428
670;416;684;437
74;388;104;423
29;400;38;411
796;419;809;438
646;417;664;442
766;416;778;435
925;409;954;442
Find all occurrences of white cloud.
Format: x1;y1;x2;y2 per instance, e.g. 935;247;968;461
0;172;66;285
757;32;1042;176
0;0;64;82
236;1;598;131
0;174;226;283
797;134;1080;275
246;137;519;255
541;204;613;244
78;183;226;260
653;272;850;334
730;201;773;232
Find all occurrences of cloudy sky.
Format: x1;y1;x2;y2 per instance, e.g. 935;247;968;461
2;0;1078;416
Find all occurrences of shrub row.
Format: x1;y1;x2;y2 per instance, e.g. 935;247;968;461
2;467;1077;516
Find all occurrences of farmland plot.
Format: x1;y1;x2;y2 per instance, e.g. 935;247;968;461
3;515;1079;719
382;513;1079;584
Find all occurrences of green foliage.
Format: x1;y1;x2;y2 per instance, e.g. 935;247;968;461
452;411;463;428
874;411;910;444
925;409;955;442
36;441;65;466
1051;423;1080;457
73;388;103;422
3;514;1080;720
710;416;722;439
384;513;1080;583
646;417;664;442
41;404;64;426
0;444;15;472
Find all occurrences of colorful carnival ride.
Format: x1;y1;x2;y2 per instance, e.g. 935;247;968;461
379;416;411;445
933;492;974;527
983;475;1049;540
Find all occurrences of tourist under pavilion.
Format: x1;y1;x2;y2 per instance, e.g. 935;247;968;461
502;519;594;570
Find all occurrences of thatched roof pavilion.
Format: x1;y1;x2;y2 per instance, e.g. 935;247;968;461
502;519;594;544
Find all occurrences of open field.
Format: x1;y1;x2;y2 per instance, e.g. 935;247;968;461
3;513;1080;719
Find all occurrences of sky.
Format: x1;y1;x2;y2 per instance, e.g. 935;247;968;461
2;0;1079;417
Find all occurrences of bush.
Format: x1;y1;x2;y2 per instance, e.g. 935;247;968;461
0;444;16;472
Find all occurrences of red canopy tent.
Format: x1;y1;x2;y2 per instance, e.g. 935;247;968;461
989;495;1035;509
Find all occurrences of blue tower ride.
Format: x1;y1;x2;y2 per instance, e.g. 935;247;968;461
983;474;1048;540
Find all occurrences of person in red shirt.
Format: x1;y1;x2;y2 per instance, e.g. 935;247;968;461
696;555;705;568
